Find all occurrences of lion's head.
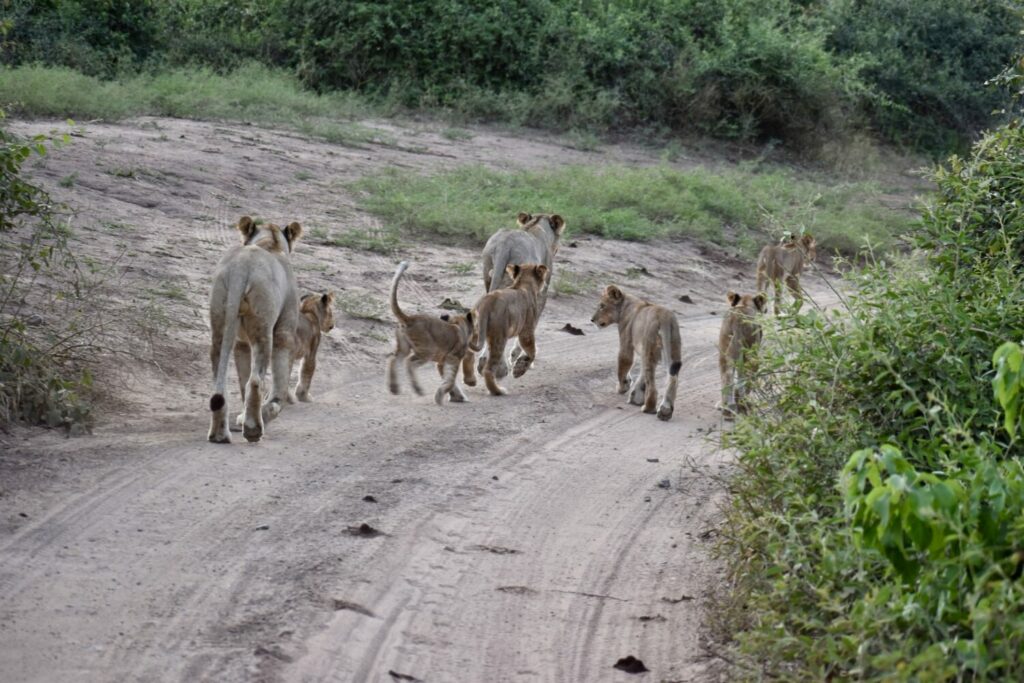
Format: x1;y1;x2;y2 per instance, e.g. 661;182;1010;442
237;215;303;254
591;285;625;328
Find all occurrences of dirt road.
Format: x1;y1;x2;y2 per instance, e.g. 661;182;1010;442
0;118;756;682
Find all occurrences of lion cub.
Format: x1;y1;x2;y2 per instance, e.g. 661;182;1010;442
466;263;548;396
591;285;681;421
755;233;816;314
291;292;335;403
718;291;766;419
387;261;474;405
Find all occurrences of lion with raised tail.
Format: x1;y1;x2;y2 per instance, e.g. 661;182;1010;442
591;285;681;421
755;233;816;314
718;290;766;419
207;216;302;443
386;261;475;405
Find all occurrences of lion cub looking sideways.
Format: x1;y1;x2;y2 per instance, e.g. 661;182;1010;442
466;263;548;396
387;261;474;405
718;291;766;419
591;285;682;421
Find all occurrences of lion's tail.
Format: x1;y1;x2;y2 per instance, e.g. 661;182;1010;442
469;306;486;352
661;315;682;377
488;249;510;293
209;275;246;413
390;261;411;323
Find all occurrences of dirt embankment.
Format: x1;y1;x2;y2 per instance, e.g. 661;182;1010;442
0;117;819;682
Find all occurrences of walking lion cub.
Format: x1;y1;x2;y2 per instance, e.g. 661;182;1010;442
755;233;816;314
591;285;681;421
466;263;548;396
386;261;474;405
718;291;766;419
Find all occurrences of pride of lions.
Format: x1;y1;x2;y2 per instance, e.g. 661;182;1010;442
206;213;816;443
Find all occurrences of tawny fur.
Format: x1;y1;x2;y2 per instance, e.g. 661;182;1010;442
466;263;548;396
755;233;816;314
718;291;766;419
478;213;564;367
207;216;302;443
591;285;682;421
290;292;335;403
386;262;474;405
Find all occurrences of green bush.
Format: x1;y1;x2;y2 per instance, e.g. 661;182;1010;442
827;0;1022;150
719;91;1024;679
0;116;93;429
2;1;1019;150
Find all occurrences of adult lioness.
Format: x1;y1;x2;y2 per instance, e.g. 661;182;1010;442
591;285;681;421
387;261;475;405
208;216;302;443
291;291;335;403
755;233;816;314
482;212;565;295
718;291;766;419
466;263;548;396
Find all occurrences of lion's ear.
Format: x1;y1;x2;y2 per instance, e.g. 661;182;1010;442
517;212;532;226
727;291;740;307
605;285;623;302
321;292;332;305
465;310;474;325
284;221;302;246
440;313;451;322
535;264;549;281
237;216;257;243
802;233;815;246
550;214;565;234
508;264;522;279
753;293;767;312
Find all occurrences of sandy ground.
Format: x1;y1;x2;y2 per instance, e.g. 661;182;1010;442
0;117;833;682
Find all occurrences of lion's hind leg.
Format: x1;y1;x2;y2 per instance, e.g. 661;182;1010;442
512;332;536;378
435;358;464;405
242;330;271;443
387;332;410;394
406;352;427;396
641;355;659;415
627;365;646;406
657;347;678;422
483;338;508;396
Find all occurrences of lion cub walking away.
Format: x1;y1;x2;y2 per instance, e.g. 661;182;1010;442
387;262;474;405
291;292;335;403
466;263;548;396
591;285;682;421
208;216;302;443
719;291;766;420
755;233;816;314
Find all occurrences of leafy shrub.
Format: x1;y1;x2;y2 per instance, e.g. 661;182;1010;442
0;116;93;429
826;0;1022;150
719;88;1024;679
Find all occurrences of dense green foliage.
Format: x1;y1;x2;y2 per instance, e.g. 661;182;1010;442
349;164;911;255
1;0;1020;150
0;116;92;429
720;111;1024;678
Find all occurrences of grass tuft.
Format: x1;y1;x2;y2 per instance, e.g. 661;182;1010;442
352;164;917;256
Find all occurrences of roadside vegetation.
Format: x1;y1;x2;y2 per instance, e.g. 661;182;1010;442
0;114;95;430
717;63;1024;680
1;1;1020;154
352;164;915;256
